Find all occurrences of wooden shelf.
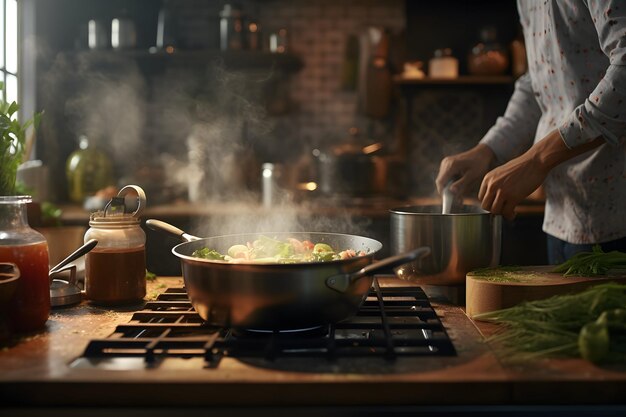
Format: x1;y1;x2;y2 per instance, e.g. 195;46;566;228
394;75;515;86
67;49;304;73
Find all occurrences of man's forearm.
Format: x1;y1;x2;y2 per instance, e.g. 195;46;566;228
530;130;605;172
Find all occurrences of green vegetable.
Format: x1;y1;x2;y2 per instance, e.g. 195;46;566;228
0;82;42;195
597;308;626;330
578;321;610;363
313;243;334;253
476;283;626;363
252;235;294;259
192;247;225;261
312;242;336;262
552;245;626;276
227;244;249;258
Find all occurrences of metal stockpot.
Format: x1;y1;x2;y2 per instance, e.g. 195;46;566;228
390;205;501;286
314;127;386;197
147;220;429;330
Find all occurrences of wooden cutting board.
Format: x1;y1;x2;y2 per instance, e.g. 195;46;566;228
466;266;626;319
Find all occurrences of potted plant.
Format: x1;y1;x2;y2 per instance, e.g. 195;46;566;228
0;83;41;196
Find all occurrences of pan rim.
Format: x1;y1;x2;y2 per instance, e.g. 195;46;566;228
171;231;383;266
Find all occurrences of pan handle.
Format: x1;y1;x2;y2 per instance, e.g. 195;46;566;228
145;219;202;243
326;247;431;293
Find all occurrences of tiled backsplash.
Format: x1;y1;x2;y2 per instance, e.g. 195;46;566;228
407;90;486;196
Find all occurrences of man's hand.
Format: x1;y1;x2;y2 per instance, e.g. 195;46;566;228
436;144;496;198
478;152;549;220
479;130;605;220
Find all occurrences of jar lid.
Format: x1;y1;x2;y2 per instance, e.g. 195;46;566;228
89;212;141;226
90;185;146;226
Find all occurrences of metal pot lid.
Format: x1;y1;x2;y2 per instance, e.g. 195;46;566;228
50;266;82;307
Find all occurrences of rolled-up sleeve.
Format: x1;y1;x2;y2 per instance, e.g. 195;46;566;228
559;0;626;148
479;73;542;164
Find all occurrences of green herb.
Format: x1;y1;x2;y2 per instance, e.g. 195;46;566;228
41;202;62;226
552;245;626;276
0;82;43;195
469;266;530;283
192;247;225;261
476;283;626;363
145;270;157;281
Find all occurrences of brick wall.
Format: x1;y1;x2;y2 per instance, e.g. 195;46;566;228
170;0;405;147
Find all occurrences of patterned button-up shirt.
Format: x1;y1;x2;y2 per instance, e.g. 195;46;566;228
480;0;626;244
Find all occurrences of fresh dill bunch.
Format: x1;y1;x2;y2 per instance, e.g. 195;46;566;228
476;283;626;362
552;245;626;277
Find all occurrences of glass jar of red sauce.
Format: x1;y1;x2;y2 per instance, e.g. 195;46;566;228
0;196;50;332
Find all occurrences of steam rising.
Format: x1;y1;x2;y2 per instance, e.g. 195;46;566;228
42;51;369;238
65;54;146;169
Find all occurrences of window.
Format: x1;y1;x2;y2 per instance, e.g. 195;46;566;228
1;0;18;104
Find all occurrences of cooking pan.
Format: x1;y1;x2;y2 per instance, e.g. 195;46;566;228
147;219;430;330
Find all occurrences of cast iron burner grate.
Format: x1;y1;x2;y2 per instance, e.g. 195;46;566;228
73;278;456;369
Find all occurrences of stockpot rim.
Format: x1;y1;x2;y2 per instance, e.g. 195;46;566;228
389;204;497;217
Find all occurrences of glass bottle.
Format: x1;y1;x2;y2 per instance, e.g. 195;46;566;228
0;196;50;332
66;135;114;204
84;186;147;305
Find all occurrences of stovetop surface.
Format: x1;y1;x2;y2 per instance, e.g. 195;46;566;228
71;278;457;373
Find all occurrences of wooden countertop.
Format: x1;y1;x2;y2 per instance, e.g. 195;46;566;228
58;198;545;225
1;276;624;410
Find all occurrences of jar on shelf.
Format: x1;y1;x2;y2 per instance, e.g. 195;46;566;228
84;185;147;306
66;135;115;204
0;196;50;332
468;26;509;76
219;4;245;51
428;48;458;79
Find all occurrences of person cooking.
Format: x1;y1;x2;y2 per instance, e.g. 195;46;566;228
435;0;625;264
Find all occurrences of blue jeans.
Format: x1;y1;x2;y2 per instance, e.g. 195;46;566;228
547;234;626;265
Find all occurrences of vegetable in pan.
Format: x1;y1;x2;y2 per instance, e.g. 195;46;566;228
192;235;366;264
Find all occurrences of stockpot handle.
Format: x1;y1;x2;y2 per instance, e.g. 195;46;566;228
326;246;431;293
146;219;202;242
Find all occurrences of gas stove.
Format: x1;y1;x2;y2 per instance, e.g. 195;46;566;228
71;277;456;373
